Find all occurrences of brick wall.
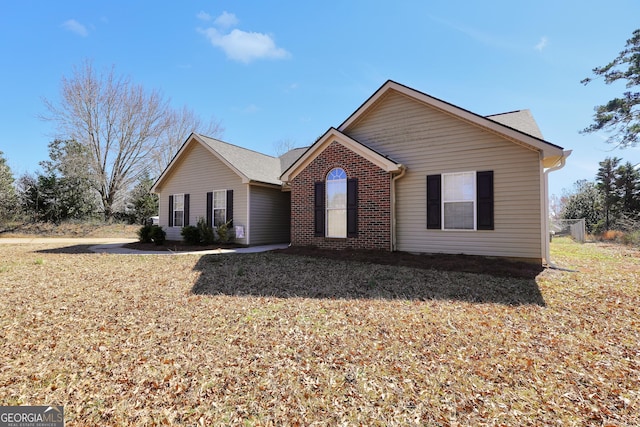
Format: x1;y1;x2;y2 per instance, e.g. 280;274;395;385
290;141;391;250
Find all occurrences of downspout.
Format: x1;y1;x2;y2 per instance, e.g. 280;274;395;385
246;185;251;246
542;150;572;265
390;165;407;252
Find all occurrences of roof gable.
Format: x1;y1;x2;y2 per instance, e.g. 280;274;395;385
152;133;282;192
280;128;402;182
196;134;282;185
339;80;567;167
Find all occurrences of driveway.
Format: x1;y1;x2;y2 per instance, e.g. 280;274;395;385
0;237;288;255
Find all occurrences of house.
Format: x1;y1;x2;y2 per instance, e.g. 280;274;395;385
150;133;304;245
153;80;571;263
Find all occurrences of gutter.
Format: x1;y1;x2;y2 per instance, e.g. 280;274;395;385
390;165;407;252
542;150;572;265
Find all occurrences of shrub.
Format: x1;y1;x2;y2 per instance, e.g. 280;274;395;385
601;230;624;241
149;225;165;245
624;230;640;246
139;224;165;245
137;225;153;243
181;218;215;245
197;218;215;245
181;225;200;245
216;220;233;244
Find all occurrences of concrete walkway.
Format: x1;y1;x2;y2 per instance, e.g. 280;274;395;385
89;242;289;255
0;237;288;255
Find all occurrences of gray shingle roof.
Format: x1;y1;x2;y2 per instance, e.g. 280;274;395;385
196;134;308;186
279;147;308;172
485;109;544;140
196;134;282;185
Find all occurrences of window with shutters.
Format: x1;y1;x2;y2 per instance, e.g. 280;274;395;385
326;168;347;237
172;194;184;227
427;171;493;231
212;190;226;227
442;172;475;230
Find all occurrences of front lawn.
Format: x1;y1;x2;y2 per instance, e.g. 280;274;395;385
0;238;637;425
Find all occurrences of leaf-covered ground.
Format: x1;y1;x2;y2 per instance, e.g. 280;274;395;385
0;221;139;238
0;238;638;426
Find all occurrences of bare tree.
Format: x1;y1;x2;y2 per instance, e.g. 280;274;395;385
151;106;224;178
273;138;297;156
42;60;173;219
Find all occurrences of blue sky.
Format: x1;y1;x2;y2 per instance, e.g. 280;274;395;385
1;0;639;198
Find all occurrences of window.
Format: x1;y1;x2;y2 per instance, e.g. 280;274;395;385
442;172;475;230
326;168;347;237
314;172;357;238
172;194;185;227
213;190;226;227
426;171;494;231
207;190;233;228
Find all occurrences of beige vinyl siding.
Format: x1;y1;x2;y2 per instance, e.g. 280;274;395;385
344;90;543;260
155;142;248;244
249;185;291;245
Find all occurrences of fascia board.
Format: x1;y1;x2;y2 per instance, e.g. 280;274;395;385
280;128;400;182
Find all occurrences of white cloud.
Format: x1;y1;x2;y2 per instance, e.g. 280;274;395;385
214;11;239;29
199;27;290;64
196;11;211;21
242;104;259;114
535;36;549;52
197;12;290;63
61;19;88;37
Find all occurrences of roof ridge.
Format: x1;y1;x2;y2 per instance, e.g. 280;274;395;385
485;109;526;117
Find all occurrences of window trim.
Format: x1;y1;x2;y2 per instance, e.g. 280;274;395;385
172;193;185;228
212;189;227;228
326;168;347;238
442;171;476;231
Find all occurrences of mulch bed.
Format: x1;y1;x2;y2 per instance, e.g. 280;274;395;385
274;246;544;279
123;240;243;252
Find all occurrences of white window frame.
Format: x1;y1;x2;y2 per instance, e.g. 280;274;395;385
212;189;227;227
326;168;347;238
172;193;184;227
442;171;476;231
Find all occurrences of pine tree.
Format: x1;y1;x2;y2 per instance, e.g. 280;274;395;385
126;172;159;224
596;157;622;230
0;151;18;224
582;29;640;148
616;161;640;215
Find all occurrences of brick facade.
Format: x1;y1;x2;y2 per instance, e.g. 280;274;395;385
290;141;391;250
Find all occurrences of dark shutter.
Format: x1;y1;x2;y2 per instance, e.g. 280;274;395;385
183;194;190;226
168;195;174;227
314;182;325;237
426;175;442;229
347;178;358;237
226;190;234;227
206;192;213;227
476;171;494;230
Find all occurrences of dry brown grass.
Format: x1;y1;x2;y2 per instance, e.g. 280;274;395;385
0;221;139;238
0;237;638;426
601;230;626;242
